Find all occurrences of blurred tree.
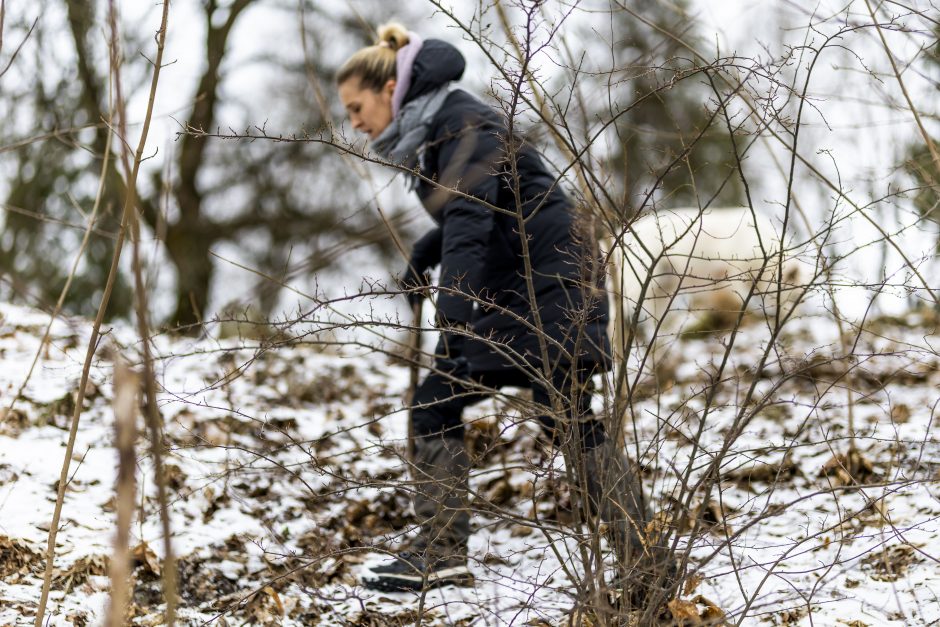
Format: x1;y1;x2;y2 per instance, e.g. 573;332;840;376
0;3;135;319
0;0;406;329
606;2;744;216
903;26;940;254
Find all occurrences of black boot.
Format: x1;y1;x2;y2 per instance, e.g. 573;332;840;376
584;438;650;558
362;436;472;591
582;439;680;605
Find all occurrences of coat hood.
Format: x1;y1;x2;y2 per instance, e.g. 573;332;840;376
401;39;466;105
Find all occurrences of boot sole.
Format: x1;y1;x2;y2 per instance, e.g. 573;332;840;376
361;566;474;592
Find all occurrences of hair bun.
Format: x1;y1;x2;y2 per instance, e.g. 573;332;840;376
376;22;410;52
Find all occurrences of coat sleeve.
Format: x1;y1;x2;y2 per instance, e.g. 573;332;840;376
430;111;503;326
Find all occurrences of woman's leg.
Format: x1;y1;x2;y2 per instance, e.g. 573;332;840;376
531;367;654;591
363;369;486;591
410;370;487;558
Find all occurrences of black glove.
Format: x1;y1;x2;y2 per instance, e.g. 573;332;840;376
397;263;431;307
434;331;470;378
397;227;443;307
435;331;465;359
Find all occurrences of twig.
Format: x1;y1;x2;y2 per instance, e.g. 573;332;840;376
406;300;422;463
108;0;178;622
0;14;37;81
865;0;940;179
33;2;172;624
106;357;138;627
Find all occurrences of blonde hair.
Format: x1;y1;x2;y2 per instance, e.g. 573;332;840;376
337;23;410;92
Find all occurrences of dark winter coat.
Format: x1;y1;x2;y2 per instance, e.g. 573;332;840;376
405;40;610;373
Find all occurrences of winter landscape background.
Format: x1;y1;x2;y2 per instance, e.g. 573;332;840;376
0;0;939;625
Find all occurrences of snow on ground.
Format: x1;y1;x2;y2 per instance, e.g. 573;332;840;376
0;301;939;626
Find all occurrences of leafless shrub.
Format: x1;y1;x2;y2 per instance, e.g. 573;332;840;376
5;2;939;627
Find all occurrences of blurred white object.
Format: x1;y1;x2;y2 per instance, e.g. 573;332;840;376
607;206;813;345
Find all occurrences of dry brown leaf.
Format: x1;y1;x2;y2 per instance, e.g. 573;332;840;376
890;404;911;424
263;586;284;616
683;572;704;595
0;408;29;435
861;544;919;582
52;554;109;586
0;535;43;579
646;509;673;537
131;542;161;576
722;453;798;486
163;464;187;491
691;595;726;622
667;598;702;625
483;476;515;506
511;524;534;538
66;611;89;627
562;608;598;627
819;449;877;485
345;500;370;525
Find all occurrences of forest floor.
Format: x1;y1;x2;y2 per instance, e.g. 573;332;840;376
0;301;939;626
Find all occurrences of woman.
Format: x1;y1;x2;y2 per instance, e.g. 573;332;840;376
337;24;655;595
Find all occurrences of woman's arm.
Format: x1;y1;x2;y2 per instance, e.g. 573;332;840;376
431;112;503;326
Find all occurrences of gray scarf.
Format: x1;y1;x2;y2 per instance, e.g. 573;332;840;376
371;84;452;172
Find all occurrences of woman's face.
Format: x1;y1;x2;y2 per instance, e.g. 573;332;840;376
338;78;396;139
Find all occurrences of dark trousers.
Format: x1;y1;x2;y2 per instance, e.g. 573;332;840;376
411;365;607;450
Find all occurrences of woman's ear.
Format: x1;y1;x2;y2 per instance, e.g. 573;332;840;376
384;79;397;97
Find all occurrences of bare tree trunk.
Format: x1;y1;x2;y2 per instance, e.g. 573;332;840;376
165;224;212;329
157;0;254;329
